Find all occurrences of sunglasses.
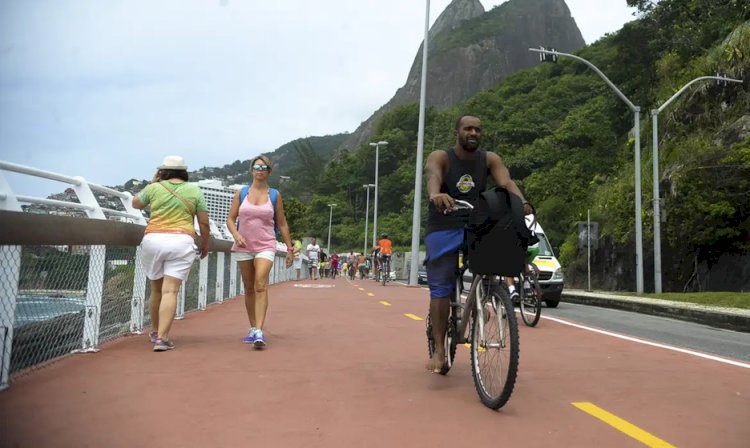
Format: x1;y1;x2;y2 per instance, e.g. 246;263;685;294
252;164;270;172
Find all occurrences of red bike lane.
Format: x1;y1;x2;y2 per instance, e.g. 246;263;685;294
1;277;748;447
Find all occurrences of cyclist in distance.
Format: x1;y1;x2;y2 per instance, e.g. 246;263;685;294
373;233;393;281
424;115;532;373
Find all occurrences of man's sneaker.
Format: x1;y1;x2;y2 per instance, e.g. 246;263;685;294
509;289;520;304
149;331;158;343
243;328;258;344
253;330;266;348
153;339;175;352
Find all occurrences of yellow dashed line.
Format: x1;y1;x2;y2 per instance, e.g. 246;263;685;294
404;313;423;321
379;301;391;307
572;402;675;448
358;288;364;291
367;292;375;297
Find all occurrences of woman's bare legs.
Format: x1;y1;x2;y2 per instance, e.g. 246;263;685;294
149;278;164;334
157;275;182;340
252;258;273;329
239;260;257;327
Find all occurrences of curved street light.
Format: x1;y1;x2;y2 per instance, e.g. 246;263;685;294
529;46;645;293
326;203;337;255
362;184;375;255
369;141;388;248
651;74;743;293
409;0;431;286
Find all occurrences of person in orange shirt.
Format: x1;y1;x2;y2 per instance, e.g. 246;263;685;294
372;233;393;282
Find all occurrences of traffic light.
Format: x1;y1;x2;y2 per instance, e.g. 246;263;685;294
538;46;558;63
716;73;729;87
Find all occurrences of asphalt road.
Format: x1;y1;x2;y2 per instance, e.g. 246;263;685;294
544;302;750;362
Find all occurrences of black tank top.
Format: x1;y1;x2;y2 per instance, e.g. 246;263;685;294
427;149;488;233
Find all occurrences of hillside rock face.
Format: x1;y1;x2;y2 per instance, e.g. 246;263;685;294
342;0;585;149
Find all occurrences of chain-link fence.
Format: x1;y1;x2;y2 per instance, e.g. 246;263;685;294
1;239;300;389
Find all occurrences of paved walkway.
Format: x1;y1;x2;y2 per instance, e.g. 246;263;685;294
1;278;749;447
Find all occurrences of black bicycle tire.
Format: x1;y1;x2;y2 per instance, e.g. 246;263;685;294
520;271;542;327
382;259;387;286
470;285;519;409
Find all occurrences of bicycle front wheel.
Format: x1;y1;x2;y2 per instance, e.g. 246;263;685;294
520;272;542;327
470;284;519;409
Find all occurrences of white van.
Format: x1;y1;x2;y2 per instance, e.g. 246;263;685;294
526;216;564;307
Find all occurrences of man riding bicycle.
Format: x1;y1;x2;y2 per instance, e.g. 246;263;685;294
424;115;532;374
372;233;393;282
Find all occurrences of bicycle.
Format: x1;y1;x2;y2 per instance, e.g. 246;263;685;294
425;200;520;409
348;263;356;280
516;261;542;327
380;255;391;286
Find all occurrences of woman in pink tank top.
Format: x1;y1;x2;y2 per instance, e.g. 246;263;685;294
227;155;294;348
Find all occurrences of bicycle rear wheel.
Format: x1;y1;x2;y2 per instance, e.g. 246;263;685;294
520;271;541;327
470;282;519;409
382;261;387;286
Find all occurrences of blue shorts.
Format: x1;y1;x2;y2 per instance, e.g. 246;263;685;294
424;229;463;299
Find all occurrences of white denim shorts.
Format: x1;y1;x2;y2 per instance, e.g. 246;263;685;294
235;250;276;263
140;233;196;281
293;257;303;269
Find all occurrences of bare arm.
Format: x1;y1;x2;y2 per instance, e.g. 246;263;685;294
226;190;246;247
196;211;210;258
425;150;454;212
132;194;146;210
275;192;295;268
487;152;533;214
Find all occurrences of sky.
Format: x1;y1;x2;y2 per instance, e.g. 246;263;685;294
0;0;637;198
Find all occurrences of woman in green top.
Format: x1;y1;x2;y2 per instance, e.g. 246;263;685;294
132;155;210;352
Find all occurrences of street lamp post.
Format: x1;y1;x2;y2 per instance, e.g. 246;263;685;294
326;203;337;255
362;184;375;255
369;141;388;248
529;46;645;293
650;75;743;293
408;0;431;286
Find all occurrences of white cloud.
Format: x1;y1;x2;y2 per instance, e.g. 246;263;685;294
0;0;635;197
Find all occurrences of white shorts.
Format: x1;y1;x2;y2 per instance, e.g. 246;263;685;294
235;250;276;263
309;260;319;270
293;258;302;269
140;233;196;281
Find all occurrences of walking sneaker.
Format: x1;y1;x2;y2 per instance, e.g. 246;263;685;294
243;328;258;344
253;330;266;348
153;339;175;352
149;331;158;343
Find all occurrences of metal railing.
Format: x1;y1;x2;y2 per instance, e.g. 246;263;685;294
0;161;305;390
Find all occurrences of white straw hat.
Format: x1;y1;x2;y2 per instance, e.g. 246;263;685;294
158;155;188;170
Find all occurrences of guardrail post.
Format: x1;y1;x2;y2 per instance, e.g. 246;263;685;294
229;253;238;298
70;178;106;353
129;246;147;333
198;255;208;310
77;245;105;353
0;172;23;212
175;284;186;320
0;245;21;390
215;252;225;303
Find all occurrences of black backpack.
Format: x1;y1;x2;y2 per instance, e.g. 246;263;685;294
466;187;536;276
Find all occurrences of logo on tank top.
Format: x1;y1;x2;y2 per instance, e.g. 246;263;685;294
456;174;475;193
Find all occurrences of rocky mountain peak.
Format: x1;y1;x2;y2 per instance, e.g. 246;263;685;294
341;0;585;149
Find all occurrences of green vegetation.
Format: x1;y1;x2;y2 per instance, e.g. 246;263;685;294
613;292;750;310
277;1;749;293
